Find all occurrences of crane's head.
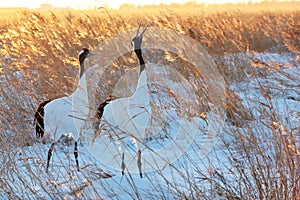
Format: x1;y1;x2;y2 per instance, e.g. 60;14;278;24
79;48;93;64
107;95;114;101
132;21;148;51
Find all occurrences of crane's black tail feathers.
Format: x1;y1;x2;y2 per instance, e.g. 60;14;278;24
34;100;51;138
93;97;113;130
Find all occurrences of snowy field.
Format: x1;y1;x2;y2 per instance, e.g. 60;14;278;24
0;52;299;199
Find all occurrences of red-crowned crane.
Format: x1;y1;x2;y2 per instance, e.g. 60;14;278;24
37;48;93;173
99;23;150;178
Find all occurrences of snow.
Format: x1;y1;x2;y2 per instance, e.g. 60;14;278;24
3;144;177;199
1;52;299;199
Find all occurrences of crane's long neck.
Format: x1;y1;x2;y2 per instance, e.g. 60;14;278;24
133;48;148;100
78;61;87;93
79;61;85;78
72;60;89;118
135;49;145;74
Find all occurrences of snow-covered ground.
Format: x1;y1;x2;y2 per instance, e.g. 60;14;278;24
0;52;299;199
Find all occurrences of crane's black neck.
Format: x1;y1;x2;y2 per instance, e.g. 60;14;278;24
79;61;85;78
134;49;145;74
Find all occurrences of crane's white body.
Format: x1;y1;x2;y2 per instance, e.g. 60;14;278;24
101;69;151;151
104;70;150;130
44;73;89;142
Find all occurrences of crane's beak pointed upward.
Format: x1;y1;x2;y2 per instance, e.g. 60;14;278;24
135;20;142;37
135;21;148;37
140;25;148;37
87;52;95;58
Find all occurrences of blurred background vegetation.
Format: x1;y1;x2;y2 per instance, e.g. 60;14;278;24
0;1;299;199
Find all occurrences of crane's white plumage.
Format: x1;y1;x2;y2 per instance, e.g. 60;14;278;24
103;69;151;138
43;48;92;172
44;74;89;142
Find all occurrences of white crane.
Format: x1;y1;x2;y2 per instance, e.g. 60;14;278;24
42;48;92;173
99;23;150;178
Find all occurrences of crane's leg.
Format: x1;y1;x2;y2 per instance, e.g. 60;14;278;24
121;152;125;176
46;143;54;173
137;149;143;178
74;142;80;171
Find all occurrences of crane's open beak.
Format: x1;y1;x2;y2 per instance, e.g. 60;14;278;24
135;21;148;38
132;21;148;49
87;52;95;58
